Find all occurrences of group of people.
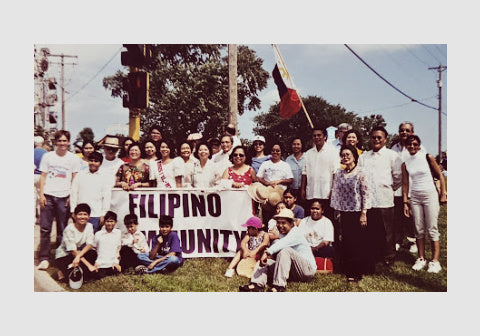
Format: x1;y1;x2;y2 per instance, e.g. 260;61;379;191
34;120;447;291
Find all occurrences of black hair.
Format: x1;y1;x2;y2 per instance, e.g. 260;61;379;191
405;134;421;146
127;141;141;155
283;187;298;199
82;140;96;153
193;141;213;160
339;144;359;165
119;137;135;159
159;139;177;158
104;210;117;222
229;145;252;165
290;137;304;152
74;203;91;215
312;127;327;137
88;151;103;163
371;126;388;138
124;213;139;226
54;130;71;141
177;140;194;156
141;139;159;159
149;125;162;136
342;129;363;150
159;215;173;227
268;142;284;156
307;199;323;211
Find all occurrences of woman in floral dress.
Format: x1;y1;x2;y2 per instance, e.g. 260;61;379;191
115;141;151;191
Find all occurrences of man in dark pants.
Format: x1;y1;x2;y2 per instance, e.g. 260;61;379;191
358;126;402;266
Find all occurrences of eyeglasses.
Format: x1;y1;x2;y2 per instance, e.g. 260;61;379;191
271;149;281;153
253;142;264;146
233;153;245;157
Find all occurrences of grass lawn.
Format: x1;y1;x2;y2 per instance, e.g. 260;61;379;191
43;201;447;292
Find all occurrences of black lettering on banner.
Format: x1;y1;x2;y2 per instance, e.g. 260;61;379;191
168;193;181;217
180;230;195;254
197;229;212;253
212;229;219;253
139;194;147;218
191;194;206;217
129;194;139;214
233;230;246;248
144;230;158;249
159;193;166;216
207;193;221;217
148;194;158;218
220;230;232;252
182;193;190;217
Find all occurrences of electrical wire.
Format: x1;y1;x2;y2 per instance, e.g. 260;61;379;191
344;44;438;111
403;45;430;67
422;45;443;64
66;47;122;101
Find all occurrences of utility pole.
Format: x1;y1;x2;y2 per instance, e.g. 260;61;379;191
228;44;238;133
429;65;447;159
49;53;78;130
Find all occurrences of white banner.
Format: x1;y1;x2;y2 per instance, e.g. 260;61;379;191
110;188;253;258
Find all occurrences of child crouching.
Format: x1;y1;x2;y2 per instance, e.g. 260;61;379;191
135;215;183;274
92;211;122;279
120;213;150;272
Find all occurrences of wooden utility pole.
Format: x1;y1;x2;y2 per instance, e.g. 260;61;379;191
429;65;447;159
49;53;78;130
228;44;238;133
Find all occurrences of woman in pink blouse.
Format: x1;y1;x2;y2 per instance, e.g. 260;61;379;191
222;146;257;188
331;144;372;282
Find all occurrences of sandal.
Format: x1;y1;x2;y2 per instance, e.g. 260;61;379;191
267;285;286;292
238;283;265;292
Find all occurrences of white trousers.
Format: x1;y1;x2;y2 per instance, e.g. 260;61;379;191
410;189;440;241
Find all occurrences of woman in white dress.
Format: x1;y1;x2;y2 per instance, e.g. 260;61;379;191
149;139;182;189
192;141;221;188
172;140;196;188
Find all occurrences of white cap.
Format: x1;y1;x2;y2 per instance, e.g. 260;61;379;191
34;136;45;146
252;135;265;143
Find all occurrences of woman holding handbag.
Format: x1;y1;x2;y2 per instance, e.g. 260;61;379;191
402;135;447;273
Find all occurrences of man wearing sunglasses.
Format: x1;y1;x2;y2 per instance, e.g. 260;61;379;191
358;126;402;267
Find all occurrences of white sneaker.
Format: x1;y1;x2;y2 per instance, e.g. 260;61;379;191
427;261;442;273
406;237;416;244
409;244;418;254
37;260;49;270
412;258;427;271
224;268;235;278
395;243;400;251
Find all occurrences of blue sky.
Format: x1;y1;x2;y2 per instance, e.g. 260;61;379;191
35;43;447;155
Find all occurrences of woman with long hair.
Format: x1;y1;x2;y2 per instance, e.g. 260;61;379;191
119;137;134;162
79;140;96;171
149;139;182;189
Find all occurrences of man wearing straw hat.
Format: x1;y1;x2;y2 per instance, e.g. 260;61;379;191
238;208;316;292
99;135;124;187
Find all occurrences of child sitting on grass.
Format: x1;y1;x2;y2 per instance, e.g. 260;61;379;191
120;213;150;272
135;215;183;274
267;201;286;242
54;203;97;288
92;211;122;279
224;216;270;277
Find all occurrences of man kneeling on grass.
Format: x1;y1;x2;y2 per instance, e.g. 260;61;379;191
135;215;183;274
239;208;316;292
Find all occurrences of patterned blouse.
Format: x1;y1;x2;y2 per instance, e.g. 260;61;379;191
247;231;266;251
330;166;371;212
228;166;253;186
116;162;151;186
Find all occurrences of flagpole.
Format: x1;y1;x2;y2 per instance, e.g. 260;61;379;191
273;44;314;129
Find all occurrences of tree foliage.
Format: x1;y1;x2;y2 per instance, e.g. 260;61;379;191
75;127;95;144
103;44;269;146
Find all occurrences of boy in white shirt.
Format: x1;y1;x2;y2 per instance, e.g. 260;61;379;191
92;211;122;279
70;151;111;233
120;214;150;272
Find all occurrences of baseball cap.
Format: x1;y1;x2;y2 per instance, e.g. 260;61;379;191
241;216;263;228
252;135;265;143
68;266;84;290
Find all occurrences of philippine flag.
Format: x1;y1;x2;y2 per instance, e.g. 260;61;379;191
272;46;302;119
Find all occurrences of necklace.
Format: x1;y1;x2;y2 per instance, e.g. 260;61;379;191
345;164;356;173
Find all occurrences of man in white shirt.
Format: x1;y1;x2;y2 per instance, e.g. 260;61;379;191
358;126;402;266
70;151;112;233
99;135;124;188
301;127;340;221
212;134;234;174
330;123;352;150
391;122;426;253
37;130;81;270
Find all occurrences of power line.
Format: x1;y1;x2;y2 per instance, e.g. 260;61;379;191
403;45;430;67
433;44;447;60
356;95;446;116
66;47;122;101
344;44;437;111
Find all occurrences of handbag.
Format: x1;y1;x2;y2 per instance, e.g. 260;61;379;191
315;257;333;274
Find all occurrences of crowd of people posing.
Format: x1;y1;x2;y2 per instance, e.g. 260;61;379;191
33;121;447;291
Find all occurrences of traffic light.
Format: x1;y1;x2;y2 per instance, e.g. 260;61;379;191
121;44;153;68
123;71;149;109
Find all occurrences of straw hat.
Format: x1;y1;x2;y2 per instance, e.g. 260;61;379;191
102;135;120;149
247;182;269;204
266;185;284;207
236;258;257;278
187;133;203;141
273;208;295;220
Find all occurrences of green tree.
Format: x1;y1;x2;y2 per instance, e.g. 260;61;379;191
253;95;359;154
75;127;95;144
357;114;388;150
103;44;269;146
